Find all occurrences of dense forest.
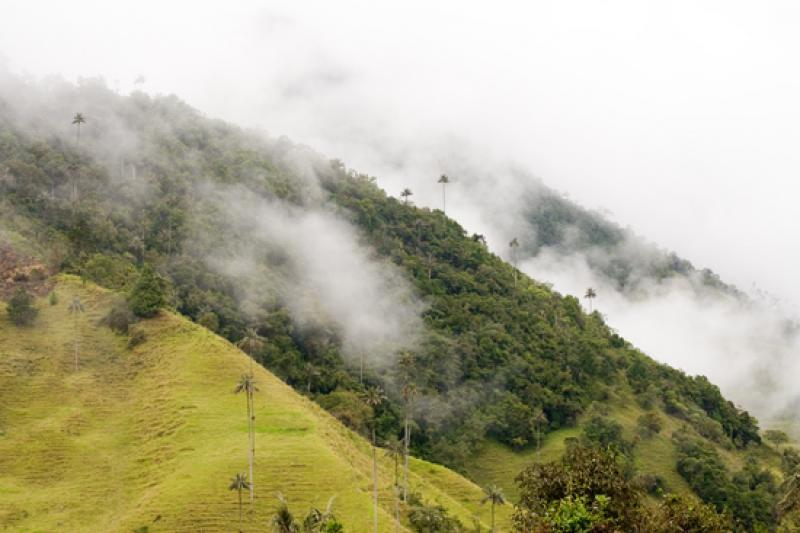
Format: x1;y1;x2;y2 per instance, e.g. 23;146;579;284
1;77;797;531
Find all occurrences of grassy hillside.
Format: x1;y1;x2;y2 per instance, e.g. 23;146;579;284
0;76;793;529
0;276;510;532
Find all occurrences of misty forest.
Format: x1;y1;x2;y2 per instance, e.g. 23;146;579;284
3;3;800;533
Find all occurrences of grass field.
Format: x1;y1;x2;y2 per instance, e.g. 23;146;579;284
0;276;511;532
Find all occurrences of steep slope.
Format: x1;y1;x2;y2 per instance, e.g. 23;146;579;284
0;276;509;531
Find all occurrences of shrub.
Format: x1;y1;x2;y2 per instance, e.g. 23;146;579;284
7;287;38;326
127;328;147;349
637;412;663;438
48;290;59;306
101;298;135;334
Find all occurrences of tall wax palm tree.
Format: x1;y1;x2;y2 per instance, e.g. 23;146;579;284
72;113;86;147
68;296;84;371
509;238;520;288
70;113;86;202
384;436;403;532
398;352;416;502
584;287;597;313
438;174;450;214
229;472;251;532
481;485;507;532
363;386;387;533
400;188;413;205
235;374;259;504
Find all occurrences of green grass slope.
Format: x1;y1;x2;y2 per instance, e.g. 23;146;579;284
0;276;511;532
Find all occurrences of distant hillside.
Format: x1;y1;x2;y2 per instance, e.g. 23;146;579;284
517;185;735;295
0;276;507;531
0;73;795;530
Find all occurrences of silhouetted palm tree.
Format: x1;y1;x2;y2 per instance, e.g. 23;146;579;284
481;485;507;532
229;472;251;532
363;386;386;533
438;174;450;213
400;188;413;204
584;287;597;313
235;374;259;503
68;296;84;371
72;113;86;146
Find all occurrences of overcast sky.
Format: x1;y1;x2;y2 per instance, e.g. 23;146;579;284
2;1;799;303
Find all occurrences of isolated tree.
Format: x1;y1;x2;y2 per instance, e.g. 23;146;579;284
509;238;520;287
438;174;450;214
481;485;506;533
7;287;38;326
229;472;251;532
273;493;300;533
401;188;413;205
363;386;387;533
68;295;85;371
235;374;259;504
584;287;597;313
129;264;166;318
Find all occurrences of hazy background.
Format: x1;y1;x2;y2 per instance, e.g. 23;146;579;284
3;0;799;417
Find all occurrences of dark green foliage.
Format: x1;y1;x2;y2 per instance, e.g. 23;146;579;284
514;446;732;532
48;290;59;305
674;432;778;531
7;287;38;326
82;253;137;290
580;416;630;454
407;493;463;532
317;390;372;435
128;264;166;318
637;412;663;438
514;446;641;530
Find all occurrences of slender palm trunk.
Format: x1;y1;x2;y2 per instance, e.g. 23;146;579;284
372;428;379;533
248;387;255;504
238;488;243;532
73;316;79;371
403;410;411;501
442;184;446;214
491;502;496;533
